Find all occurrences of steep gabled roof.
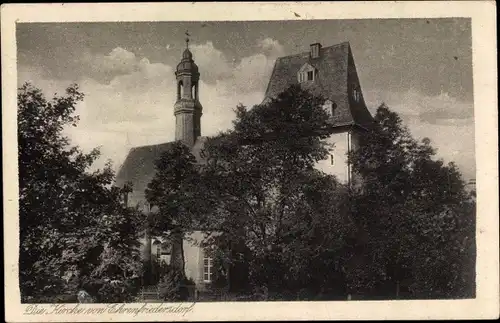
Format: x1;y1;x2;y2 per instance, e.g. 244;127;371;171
264;41;374;130
115;137;208;207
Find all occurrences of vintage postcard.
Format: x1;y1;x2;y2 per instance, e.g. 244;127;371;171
2;1;498;321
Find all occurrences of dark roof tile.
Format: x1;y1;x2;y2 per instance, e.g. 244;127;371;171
264;41;373;130
115;137;207;207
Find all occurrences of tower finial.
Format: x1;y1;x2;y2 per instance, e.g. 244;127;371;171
185;30;191;49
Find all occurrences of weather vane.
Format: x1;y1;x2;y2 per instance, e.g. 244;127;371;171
185;30;191;48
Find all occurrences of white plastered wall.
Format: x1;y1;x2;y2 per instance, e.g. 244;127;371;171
315;131;352;183
183;231;205;287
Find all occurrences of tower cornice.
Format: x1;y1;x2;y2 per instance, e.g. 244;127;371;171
174;99;202;114
175;69;200;78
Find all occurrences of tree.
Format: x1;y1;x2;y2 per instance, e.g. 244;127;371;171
198;85;356;297
347;103;476;299
18;83;143;302
145;141;209;277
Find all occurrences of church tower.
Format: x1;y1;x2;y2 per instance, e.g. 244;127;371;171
174;37;203;147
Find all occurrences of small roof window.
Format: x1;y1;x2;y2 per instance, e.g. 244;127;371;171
297;63;317;83
322;100;336;117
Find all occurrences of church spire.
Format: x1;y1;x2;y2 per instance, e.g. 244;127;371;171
174;34;202;147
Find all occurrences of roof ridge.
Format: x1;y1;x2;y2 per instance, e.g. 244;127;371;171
278;41;350;59
129;136;209;151
320;41;350;51
129;141;173;151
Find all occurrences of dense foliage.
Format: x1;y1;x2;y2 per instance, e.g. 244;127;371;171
157;265;196;301
20;81;474;302
145;142;211;275
18;83;143;303
196;85;356;298
143;87;475;300
347;104;476;298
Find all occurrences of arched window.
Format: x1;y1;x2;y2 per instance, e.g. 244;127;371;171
192;83;197;99
177;81;184;99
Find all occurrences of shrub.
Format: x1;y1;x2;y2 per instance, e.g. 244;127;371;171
97;282;131;303
76;275;140;303
158;266;195;301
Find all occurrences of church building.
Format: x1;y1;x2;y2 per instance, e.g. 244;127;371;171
115;40;373;291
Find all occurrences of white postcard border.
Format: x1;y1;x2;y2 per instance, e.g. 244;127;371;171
2;2;498;321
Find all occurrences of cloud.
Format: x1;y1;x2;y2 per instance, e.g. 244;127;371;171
363;88;476;180
17;64;69;95
416;92;474;124
20;38;474;182
189;41;233;83
18;38;285;172
189;38;284;94
99;47;138;72
408;117;475;180
363;88;474;124
212;38;285;95
79;47;147;83
258;37;286;57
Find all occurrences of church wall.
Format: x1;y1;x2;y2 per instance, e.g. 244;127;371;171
183;231;205;287
350;129;361;151
315;129;362;183
139;230;212;290
138;231;151;263
315;131;351;183
184;231;222;291
349;129;363;186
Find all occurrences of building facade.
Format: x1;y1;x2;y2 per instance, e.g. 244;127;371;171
115;41;373;291
116;41;214;290
263;42;374;183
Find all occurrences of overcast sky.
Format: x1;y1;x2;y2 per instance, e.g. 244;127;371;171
17;19;475;180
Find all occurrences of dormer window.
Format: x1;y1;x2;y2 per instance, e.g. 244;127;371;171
352;85;361;102
297;63;317;83
322;100;336;117
298;72;305;83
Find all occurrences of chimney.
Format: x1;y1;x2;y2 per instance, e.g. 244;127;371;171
310;43;322;58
